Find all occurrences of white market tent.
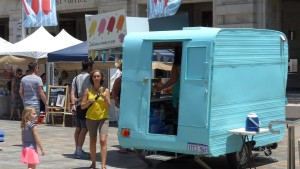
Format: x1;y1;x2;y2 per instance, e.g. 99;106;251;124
0;27;83;74
53;29;82;51
0;27;55;60
0;27;82;61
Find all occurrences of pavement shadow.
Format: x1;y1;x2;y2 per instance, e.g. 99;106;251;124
253;156;279;167
63;150;147;169
105;149;148;168
109;122;118;128
62;153;90;161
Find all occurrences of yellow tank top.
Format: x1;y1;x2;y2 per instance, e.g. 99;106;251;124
86;87;109;120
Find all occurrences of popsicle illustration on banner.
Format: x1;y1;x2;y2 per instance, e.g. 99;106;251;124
42;0;52;15
98;18;107;36
21;0;30;15
116;15;125;33
164;0;169;7
89;20;97;37
107;16;116;34
31;0;39;15
119;33;125;43
21;0;37;24
89;50;96;60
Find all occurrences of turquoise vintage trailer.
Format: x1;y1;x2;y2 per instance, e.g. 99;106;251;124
118;27;288;167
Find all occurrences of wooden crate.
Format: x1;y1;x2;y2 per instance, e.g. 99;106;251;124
53;115;63;124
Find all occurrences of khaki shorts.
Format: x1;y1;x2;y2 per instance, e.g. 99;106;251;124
86;118;109;137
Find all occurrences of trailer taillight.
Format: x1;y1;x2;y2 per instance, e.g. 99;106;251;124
121;128;130;137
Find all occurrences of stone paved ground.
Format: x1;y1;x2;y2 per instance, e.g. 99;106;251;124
0;119;300;169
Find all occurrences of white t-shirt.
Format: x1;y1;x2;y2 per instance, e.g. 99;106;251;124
110;69;122;92
71;71;91;105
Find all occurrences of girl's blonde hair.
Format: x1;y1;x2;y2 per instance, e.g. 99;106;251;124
20;106;36;129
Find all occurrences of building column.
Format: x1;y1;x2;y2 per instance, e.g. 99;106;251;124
213;0;281;29
98;1;127;13
213;0;255;28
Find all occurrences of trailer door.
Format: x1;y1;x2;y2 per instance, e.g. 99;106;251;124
179;41;210;128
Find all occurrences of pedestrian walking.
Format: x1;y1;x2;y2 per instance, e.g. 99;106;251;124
20;106;45;169
81;70;110;169
39;73;47;113
111;57;128;153
19;62;48;118
70;58;94;159
10;68;23;120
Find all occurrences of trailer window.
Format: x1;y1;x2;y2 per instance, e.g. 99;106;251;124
186;47;207;79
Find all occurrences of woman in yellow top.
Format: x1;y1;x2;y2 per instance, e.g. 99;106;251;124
81;70;110;169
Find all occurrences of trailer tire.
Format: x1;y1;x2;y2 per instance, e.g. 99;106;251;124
226;143;249;169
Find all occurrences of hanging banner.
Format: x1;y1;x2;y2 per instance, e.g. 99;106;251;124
85;9;127;51
21;0;58;27
148;0;181;19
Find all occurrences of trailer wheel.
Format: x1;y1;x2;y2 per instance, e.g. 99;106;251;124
226;143;249;169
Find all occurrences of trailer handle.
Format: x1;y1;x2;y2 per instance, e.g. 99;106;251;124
269;119;300;169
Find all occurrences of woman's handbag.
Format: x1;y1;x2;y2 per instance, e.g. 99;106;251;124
75;76;88;119
76;105;88;119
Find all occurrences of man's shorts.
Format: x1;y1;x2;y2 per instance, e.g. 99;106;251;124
75;117;87;129
86;118;109;137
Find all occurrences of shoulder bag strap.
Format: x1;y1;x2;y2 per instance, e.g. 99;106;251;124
75;76;79;98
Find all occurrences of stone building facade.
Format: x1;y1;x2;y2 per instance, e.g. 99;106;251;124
0;0;299;89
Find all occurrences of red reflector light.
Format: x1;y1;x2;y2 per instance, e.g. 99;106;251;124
121;128;130;137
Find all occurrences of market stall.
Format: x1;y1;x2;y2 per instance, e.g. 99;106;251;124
0;27;82;118
0;38;12;117
47;41;115;70
85;10;177;122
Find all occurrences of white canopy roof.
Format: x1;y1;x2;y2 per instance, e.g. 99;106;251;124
0;37;12;48
0;27;54;59
0;27;82;60
53;29;82;51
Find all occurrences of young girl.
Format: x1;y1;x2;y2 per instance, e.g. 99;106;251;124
20;106;45;169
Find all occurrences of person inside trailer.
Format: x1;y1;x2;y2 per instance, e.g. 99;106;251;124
155;46;182;134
